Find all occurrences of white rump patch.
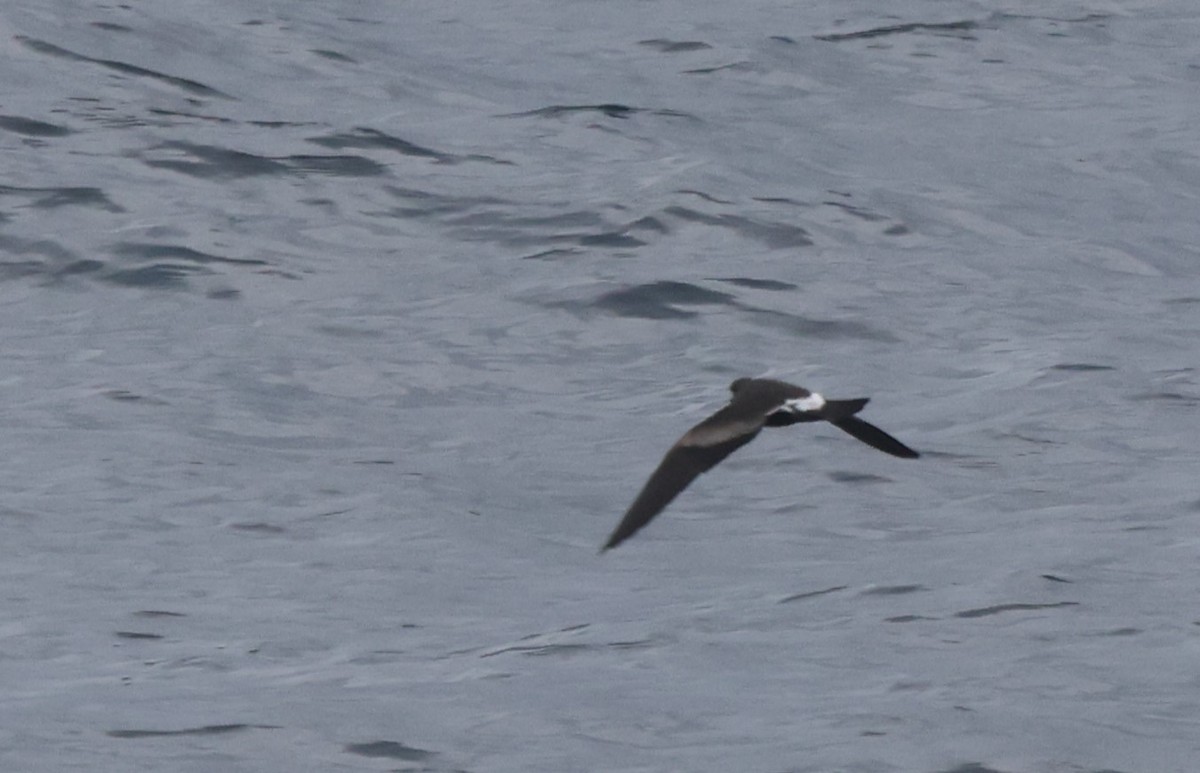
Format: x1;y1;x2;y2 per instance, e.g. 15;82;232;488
783;392;825;414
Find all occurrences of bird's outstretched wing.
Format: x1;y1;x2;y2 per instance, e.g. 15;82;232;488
830;416;920;459
601;431;758;552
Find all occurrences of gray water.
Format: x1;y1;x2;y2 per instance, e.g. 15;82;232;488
2;1;1199;771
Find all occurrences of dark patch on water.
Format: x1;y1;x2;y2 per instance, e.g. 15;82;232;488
996;431;1056;446
308;127;448;161
753;195;805;206
0;115;72;137
815;20;980;43
627;215;670;234
638;39;713;53
481;637;649;657
57;261;106;276
1129;391;1199;405
344;740;434;761
17;36;231;98
0;236;116;284
310;48;357;63
1041;574;1071;583
511;103;639;119
436;205;642;249
590;281;736;319
514;247;578;261
102;389;168;405
1097;627;1140;637
145;108;235;126
108;724;277;739
90;22;134;33
683;62;753;75
102;263;208;288
779;585;848;603
710;277;798;291
450;209;607;231
483;643;592;657
287;155;388;177
0;185;122;212
995;13;1113;23
663;206;813;248
578;231;645;247
954;601;1079;619
134;610;186;617
142;141;385;179
678;189;733;205
246;119;321;129
384;187;633;248
862;584;925;596
828;471;892;484
885;614;935;623
478;624;606;658
549;281;894;340
112;243;268;267
1050;363;1114;371
504;104;697;121
229;522;286;534
822;200;889;222
932;764;1006;773
115;631;163;640
384;185;504;217
741;307;897;342
142;142;290;178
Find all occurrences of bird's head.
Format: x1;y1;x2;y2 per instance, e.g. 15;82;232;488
729;377;753;394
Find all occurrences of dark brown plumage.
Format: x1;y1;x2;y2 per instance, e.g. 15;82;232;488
602;377;919;551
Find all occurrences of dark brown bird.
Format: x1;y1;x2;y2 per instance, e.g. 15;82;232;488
602;377;919;551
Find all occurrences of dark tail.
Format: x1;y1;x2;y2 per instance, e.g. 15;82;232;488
830;416;920;459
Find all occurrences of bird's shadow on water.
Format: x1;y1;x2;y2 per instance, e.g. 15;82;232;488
545;279;897;342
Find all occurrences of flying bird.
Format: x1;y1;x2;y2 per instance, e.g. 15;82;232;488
602;377;919;551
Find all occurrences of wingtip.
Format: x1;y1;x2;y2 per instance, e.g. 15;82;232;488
888;443;921;459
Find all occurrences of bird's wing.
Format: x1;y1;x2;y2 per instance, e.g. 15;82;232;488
602;424;761;552
829;416;920;459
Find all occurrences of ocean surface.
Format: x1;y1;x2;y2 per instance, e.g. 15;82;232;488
2;1;1199;771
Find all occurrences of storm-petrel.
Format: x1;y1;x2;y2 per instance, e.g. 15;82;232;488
601;377;919;551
